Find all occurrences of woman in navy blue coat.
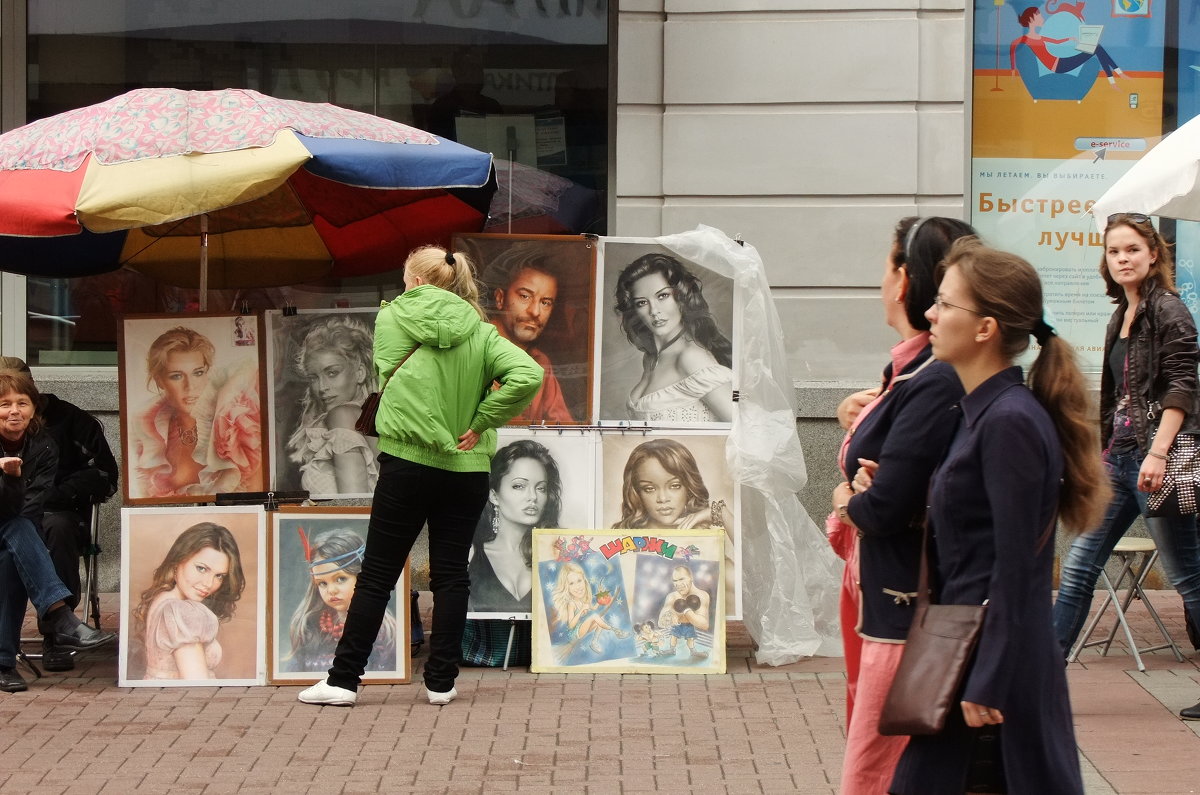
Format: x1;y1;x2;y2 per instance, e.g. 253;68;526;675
829;216;972;794
889;239;1110;795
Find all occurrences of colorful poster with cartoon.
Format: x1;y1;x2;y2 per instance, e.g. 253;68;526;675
971;0;1169;369
530;528;725;675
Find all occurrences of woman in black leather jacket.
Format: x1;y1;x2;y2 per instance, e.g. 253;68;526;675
1052;213;1200;673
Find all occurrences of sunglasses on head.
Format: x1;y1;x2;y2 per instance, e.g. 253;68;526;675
1107;212;1151;225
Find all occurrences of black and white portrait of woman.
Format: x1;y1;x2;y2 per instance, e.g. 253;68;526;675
265;309;380;499
467;429;596;618
598;243;735;425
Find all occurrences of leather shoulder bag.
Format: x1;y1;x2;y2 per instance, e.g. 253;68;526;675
878;523;987;736
354;344;420;438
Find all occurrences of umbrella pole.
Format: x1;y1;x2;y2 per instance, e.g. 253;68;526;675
507;126;517;235
199;213;209;312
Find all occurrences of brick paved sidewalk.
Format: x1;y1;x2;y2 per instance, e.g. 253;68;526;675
0;593;1196;794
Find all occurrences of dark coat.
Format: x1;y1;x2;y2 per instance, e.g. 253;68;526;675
40;393;118;514
1099;281;1200;452
0;430;58;525
890;368;1083;795
845;345;963;641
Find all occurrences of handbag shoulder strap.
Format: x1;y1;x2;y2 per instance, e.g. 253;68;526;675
916;522;934;606
379;344;420;391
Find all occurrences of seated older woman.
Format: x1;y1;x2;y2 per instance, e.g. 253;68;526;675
0;369;114;692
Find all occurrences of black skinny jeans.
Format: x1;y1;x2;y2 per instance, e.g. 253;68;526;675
328;453;488;693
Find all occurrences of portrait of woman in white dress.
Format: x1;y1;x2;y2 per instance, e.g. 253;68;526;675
599;246;735;425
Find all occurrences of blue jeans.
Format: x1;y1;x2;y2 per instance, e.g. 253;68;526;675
1056;45;1120;78
1052;449;1200;654
327;454;488;693
0;516;73;667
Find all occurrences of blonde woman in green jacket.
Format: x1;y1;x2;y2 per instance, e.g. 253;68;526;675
300;246;542;708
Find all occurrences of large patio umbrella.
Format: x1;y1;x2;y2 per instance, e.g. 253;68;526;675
0;88;496;306
1090;114;1200;229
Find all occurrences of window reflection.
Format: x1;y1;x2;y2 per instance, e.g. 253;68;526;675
25;1;609;364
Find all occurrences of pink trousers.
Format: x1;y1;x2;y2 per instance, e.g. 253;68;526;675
838;639;908;795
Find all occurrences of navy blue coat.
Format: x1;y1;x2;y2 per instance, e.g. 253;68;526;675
890;367;1083;795
845;345;963;641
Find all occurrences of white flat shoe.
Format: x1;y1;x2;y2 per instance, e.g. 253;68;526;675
298;678;357;706
426;686;457;705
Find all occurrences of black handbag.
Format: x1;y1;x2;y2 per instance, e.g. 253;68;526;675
1145;427;1200;517
354;345;419;438
878;525;987;736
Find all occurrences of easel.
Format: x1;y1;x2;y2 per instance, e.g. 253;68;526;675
500;616;523;671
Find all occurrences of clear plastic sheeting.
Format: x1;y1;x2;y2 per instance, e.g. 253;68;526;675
653;225;843;664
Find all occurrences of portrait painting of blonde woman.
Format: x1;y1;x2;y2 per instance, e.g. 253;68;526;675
119;314;266;504
265;309;380;498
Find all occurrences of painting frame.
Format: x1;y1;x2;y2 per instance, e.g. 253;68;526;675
119;505;267;687
453;233;597;425
600;430;741;619
1111;0;1150;18
594;239;738;428
530;527;725;674
264;307;381;498
467;428;598;620
268;506;410;685
118;312;268;505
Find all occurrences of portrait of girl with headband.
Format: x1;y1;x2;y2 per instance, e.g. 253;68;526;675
283;526;398;674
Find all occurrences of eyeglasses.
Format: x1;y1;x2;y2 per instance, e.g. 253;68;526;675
933;296;987;317
1107;212;1151;225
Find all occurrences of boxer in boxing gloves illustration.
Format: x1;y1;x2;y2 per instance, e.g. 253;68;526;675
657;564;711;660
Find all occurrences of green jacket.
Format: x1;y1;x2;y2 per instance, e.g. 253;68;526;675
372;284;542;472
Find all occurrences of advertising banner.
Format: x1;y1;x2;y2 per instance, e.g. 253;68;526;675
971;0;1198;368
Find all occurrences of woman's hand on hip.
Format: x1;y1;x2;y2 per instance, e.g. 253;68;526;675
961;700;1004;728
457;429;481;451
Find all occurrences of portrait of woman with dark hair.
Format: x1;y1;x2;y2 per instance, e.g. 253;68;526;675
602;433;738;616
468;438;564;615
122;507;264;686
132;522;246;681
612;438;732;530
606;250;734;424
